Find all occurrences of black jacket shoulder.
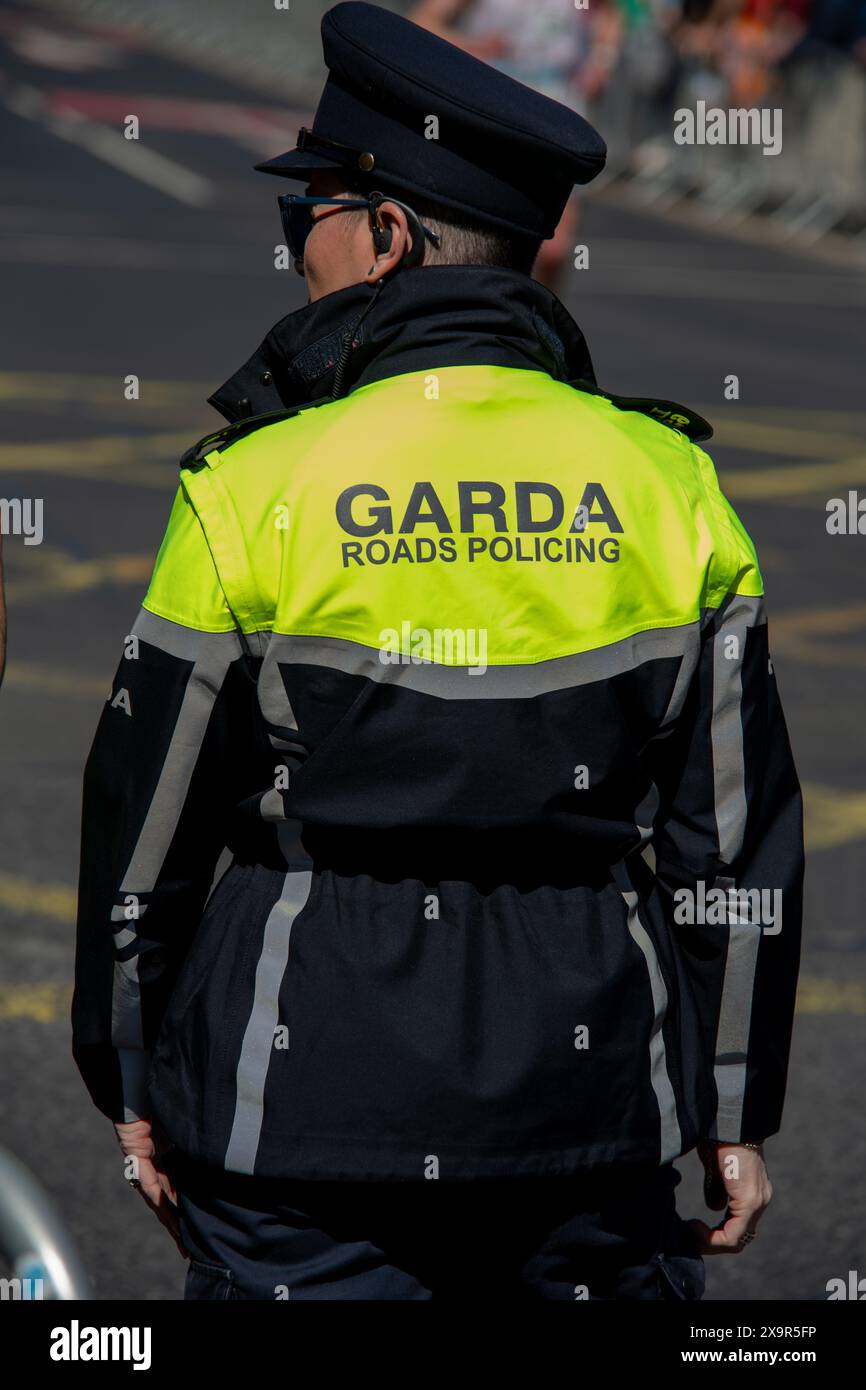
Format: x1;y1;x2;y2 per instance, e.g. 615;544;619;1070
568;378;713;443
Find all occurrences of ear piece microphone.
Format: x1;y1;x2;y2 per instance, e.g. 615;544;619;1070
367;190;436;271
371;219;393;254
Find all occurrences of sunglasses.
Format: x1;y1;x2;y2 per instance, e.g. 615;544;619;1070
278;195;370;267
278;191;441;272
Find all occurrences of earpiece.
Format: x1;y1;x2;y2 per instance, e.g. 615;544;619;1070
398;207;428;268
368;190;429;269
371;220;392;254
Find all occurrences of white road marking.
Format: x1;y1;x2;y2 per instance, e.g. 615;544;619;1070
2;79;213;206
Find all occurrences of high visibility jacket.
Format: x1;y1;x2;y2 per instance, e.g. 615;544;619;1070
72;265;804;1181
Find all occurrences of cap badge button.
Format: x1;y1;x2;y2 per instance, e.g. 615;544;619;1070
358;152;375;171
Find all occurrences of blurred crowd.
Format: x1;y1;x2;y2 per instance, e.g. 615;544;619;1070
410;2;865;113
411;1;865;128
408;0;866;265
611;1;865;114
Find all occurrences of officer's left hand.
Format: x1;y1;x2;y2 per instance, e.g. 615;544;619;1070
113;1117;190;1259
686;1139;772;1255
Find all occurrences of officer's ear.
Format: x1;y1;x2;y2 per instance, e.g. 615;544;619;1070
365;199;413;280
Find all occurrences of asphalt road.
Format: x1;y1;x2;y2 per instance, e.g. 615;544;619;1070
0;0;864;1302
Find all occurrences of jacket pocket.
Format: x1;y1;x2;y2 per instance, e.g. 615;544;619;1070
656;1213;706;1301
185;1258;237;1301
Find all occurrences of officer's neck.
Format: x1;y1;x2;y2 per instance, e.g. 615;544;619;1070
208;263;596;424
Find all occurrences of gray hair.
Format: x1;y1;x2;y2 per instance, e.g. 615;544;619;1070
343;181;543;275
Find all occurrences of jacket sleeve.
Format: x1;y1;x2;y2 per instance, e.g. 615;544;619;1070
72;482;260;1123
647;448;805;1146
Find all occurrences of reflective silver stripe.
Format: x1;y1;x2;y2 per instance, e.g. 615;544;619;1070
710;594;765;865
617;867;682;1163
259;786;287;821
658;625;703;729
119;611;241;889
635;781;660;875
224;829;313;1175
134;606;243;661
117;1048;151;1123
258;635;301;749
110;610;239;1074
708;877;762;1141
634;782;660;850
708;595;765;1139
256;622;703;700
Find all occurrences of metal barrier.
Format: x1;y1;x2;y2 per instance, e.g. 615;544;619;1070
590;36;866;238
0;1146;92;1299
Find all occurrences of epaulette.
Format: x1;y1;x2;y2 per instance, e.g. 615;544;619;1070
179;394;337;469
568;378;713;444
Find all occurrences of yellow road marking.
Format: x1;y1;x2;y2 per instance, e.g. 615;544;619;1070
712;421;866;459
0;983;73;1023
694;406;866;430
0;432;190;479
719;456;866;500
794;976;866;1014
803;783;866;852
746;489;861;511
770;604;866;669
0;371;209;407
0;872;76;923
2;661;110;698
773;605;866;636
7;549;153;601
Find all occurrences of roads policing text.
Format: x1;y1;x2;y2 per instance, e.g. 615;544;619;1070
336;480;623;567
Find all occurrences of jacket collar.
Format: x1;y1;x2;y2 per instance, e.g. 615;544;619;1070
207;264;597;423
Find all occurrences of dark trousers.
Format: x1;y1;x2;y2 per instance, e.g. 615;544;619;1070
174;1151;706;1301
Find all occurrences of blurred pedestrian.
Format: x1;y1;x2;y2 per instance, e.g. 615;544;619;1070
409;0;621;290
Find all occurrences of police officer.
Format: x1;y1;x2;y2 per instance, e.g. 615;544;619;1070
72;2;803;1300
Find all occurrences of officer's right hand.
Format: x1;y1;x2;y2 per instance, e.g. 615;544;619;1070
687;1139;773;1254
114;1117;190;1260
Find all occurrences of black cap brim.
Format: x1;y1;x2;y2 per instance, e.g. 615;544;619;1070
253;149;346;180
